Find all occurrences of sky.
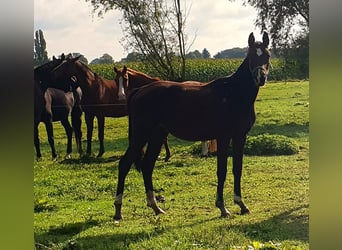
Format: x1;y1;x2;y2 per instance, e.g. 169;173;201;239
34;0;262;62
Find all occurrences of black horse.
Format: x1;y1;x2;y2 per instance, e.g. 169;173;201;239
112;32;270;219
34;56;82;161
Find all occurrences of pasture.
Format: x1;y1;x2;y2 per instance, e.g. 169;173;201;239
34;81;309;249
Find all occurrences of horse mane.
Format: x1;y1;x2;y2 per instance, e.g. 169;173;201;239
127;68;160;81
76;60;97;81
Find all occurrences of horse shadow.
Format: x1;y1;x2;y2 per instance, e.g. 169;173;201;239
220;204;309;243
34;205;308;249
249;122;309;138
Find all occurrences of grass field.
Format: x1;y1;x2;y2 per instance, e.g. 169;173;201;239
34;81;309;249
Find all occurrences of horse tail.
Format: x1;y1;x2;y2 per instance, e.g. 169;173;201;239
126;90;146;172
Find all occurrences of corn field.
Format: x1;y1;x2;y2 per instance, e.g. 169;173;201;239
90;58;306;82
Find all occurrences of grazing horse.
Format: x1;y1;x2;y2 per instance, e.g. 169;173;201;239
113;32;270;219
34;57;83;160
51;56;128;157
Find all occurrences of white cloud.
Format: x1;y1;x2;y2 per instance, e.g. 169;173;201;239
34;0;262;61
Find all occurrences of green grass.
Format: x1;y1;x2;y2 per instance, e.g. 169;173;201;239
34;81;309;249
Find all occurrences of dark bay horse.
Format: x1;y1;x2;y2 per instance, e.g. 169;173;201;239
112;32;270;219
34;57;82;160
51;57;128;157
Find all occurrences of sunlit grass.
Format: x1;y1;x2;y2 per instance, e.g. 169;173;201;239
34;81;309;249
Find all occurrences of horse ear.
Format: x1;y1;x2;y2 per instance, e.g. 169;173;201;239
248;32;255;47
123;66;127;73
114;67;118;73
53;56;57;61
61;53;65;60
262;32;270;47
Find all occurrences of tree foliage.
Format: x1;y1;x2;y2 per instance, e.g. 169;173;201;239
229;0;309;78
85;0;190;81
90;53;114;64
34;29;49;66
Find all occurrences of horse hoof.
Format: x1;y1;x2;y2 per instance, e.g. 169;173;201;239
36;157;42;162
241;207;250;215
155;207;166;215
221;211;231;218
64;154;72;160
52;156;58;162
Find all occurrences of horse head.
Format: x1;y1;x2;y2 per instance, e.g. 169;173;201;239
246;32;271;86
113;66;128;101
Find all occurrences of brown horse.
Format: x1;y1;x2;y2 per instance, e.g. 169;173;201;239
113;66;216;160
113;66;172;161
112;32;270;219
52;57;128;157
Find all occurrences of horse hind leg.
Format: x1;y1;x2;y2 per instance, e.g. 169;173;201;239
215;138;231;217
114;138;148;221
163;137;171;162
71;106;83;156
142;127;168;215
232;135;250;215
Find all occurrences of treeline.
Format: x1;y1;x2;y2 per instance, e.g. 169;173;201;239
90;58;307;83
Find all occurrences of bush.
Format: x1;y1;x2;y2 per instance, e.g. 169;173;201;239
190;134;298;157
245;134;299;156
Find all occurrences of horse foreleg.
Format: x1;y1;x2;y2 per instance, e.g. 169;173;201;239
215;138;231;217
61;119;73;159
71;106;83;156
44;120;57;161
34;124;42;161
85;113;94;156
232;135;250;215
97;116;105;157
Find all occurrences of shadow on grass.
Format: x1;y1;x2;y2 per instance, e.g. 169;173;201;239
34;219;99;249
226;204;309;243
34;205;308;249
60;154;122;165
250;122;309;138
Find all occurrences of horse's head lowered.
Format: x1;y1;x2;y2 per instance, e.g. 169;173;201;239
114;66;128;101
246;32;270;86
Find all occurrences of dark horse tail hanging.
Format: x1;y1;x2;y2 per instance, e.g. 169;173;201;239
113;31;270;220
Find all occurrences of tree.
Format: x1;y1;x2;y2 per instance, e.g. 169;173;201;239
84;0;192;81
185;50;202;59
121;51;144;62
34;29;49;66
214;47;247;59
229;0;309;78
202;48;211;59
90;53;114;64
228;0;308;49
71;53;88;64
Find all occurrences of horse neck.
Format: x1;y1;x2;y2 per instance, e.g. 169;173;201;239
128;70;158;89
75;62;97;90
230;57;260;108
